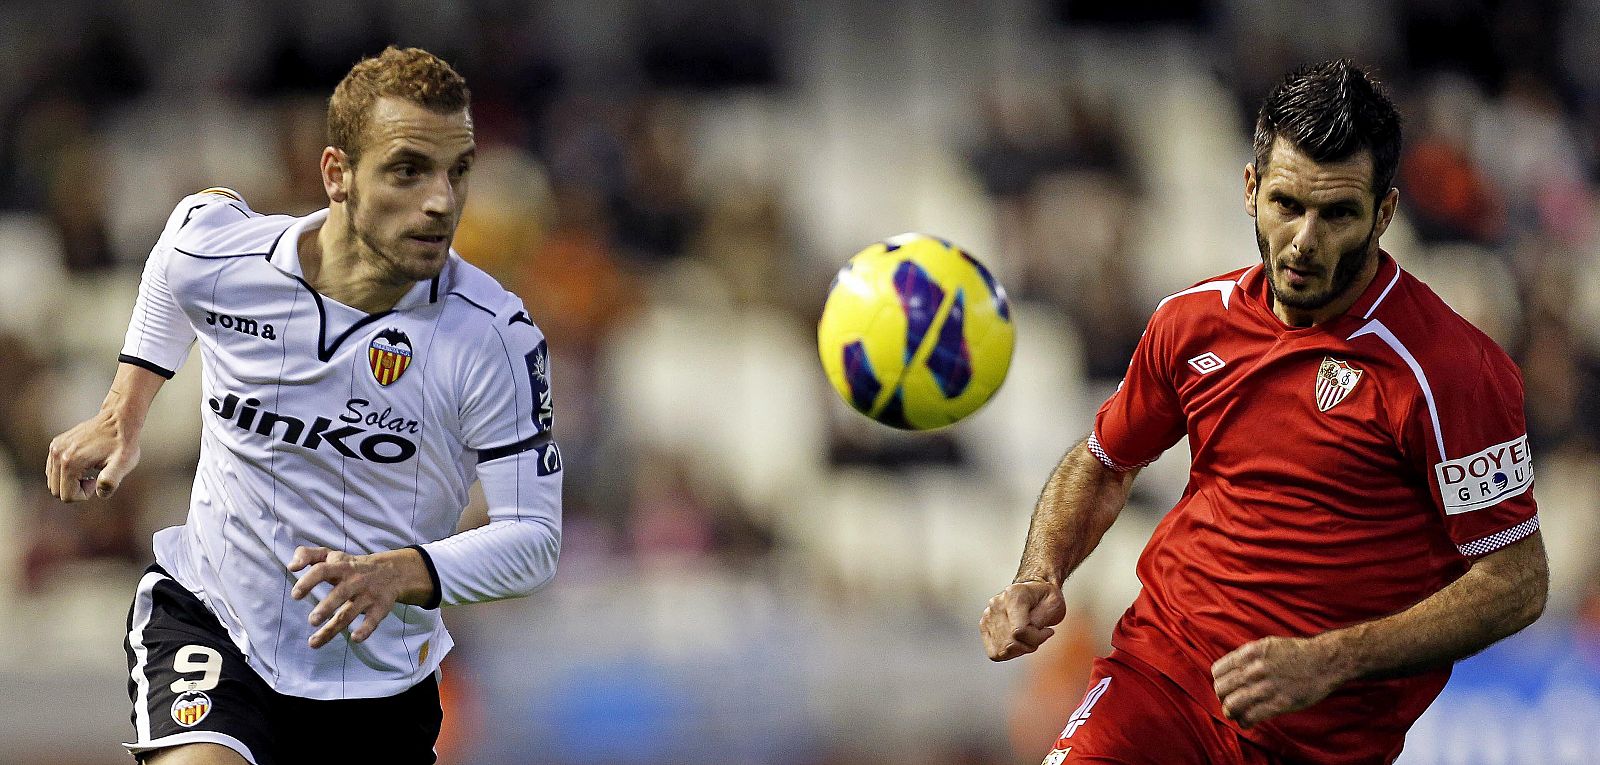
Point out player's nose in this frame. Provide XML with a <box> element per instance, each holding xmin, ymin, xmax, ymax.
<box><xmin>1290</xmin><ymin>218</ymin><xmax>1319</xmax><ymax>256</ymax></box>
<box><xmin>421</xmin><ymin>171</ymin><xmax>457</xmax><ymax>217</ymax></box>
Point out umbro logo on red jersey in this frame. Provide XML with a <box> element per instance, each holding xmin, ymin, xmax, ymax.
<box><xmin>1187</xmin><ymin>352</ymin><xmax>1226</xmax><ymax>374</ymax></box>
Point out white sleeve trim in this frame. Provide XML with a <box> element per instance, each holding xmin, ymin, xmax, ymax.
<box><xmin>1156</xmin><ymin>280</ymin><xmax>1238</xmax><ymax>311</ymax></box>
<box><xmin>1087</xmin><ymin>432</ymin><xmax>1154</xmax><ymax>473</ymax></box>
<box><xmin>1457</xmin><ymin>514</ymin><xmax>1540</xmax><ymax>557</ymax></box>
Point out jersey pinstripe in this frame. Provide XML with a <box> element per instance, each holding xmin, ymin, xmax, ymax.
<box><xmin>119</xmin><ymin>190</ymin><xmax>561</xmax><ymax>700</ymax></box>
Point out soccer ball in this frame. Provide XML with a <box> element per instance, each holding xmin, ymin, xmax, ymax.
<box><xmin>818</xmin><ymin>233</ymin><xmax>1014</xmax><ymax>430</ymax></box>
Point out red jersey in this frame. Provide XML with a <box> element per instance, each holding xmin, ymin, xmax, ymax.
<box><xmin>1090</xmin><ymin>252</ymin><xmax>1538</xmax><ymax>764</ymax></box>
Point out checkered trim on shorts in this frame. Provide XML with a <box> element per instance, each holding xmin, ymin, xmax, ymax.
<box><xmin>1457</xmin><ymin>515</ymin><xmax>1540</xmax><ymax>557</ymax></box>
<box><xmin>1086</xmin><ymin>433</ymin><xmax>1154</xmax><ymax>473</ymax></box>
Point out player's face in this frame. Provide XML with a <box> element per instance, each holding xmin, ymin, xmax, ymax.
<box><xmin>344</xmin><ymin>97</ymin><xmax>475</xmax><ymax>283</ymax></box>
<box><xmin>1245</xmin><ymin>138</ymin><xmax>1397</xmax><ymax>323</ymax></box>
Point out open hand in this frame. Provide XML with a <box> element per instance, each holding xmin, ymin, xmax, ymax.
<box><xmin>289</xmin><ymin>546</ymin><xmax>429</xmax><ymax>648</ymax></box>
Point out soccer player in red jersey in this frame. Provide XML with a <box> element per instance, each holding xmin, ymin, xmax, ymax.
<box><xmin>980</xmin><ymin>60</ymin><xmax>1548</xmax><ymax>765</ymax></box>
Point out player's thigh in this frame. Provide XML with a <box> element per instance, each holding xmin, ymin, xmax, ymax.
<box><xmin>124</xmin><ymin>567</ymin><xmax>278</xmax><ymax>765</ymax></box>
<box><xmin>1039</xmin><ymin>656</ymin><xmax>1213</xmax><ymax>765</ymax></box>
<box><xmin>142</xmin><ymin>742</ymin><xmax>251</xmax><ymax>765</ymax></box>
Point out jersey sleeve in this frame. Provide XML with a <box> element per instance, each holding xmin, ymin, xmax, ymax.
<box><xmin>417</xmin><ymin>306</ymin><xmax>562</xmax><ymax>606</ymax></box>
<box><xmin>1402</xmin><ymin>346</ymin><xmax>1538</xmax><ymax>558</ymax></box>
<box><xmin>1089</xmin><ymin>308</ymin><xmax>1187</xmax><ymax>471</ymax></box>
<box><xmin>117</xmin><ymin>191</ymin><xmax>242</xmax><ymax>377</ymax></box>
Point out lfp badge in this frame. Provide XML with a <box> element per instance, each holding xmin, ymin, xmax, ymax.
<box><xmin>369</xmin><ymin>328</ymin><xmax>413</xmax><ymax>386</ymax></box>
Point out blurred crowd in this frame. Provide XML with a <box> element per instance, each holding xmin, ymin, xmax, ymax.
<box><xmin>2</xmin><ymin>1</ymin><xmax>1599</xmax><ymax>764</ymax></box>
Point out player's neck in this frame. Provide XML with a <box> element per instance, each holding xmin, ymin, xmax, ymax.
<box><xmin>301</xmin><ymin>215</ymin><xmax>412</xmax><ymax>314</ymax></box>
<box><xmin>1270</xmin><ymin>251</ymin><xmax>1381</xmax><ymax>328</ymax></box>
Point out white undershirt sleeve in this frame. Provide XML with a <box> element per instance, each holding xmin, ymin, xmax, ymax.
<box><xmin>420</xmin><ymin>447</ymin><xmax>561</xmax><ymax>605</ymax></box>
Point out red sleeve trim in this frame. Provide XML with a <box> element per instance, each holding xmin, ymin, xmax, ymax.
<box><xmin>1088</xmin><ymin>432</ymin><xmax>1155</xmax><ymax>473</ymax></box>
<box><xmin>1457</xmin><ymin>514</ymin><xmax>1539</xmax><ymax>557</ymax></box>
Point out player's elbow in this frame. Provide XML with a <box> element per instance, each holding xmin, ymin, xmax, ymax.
<box><xmin>1516</xmin><ymin>562</ymin><xmax>1549</xmax><ymax>631</ymax></box>
<box><xmin>509</xmin><ymin>517</ymin><xmax>561</xmax><ymax>597</ymax></box>
<box><xmin>1500</xmin><ymin>547</ymin><xmax>1548</xmax><ymax>636</ymax></box>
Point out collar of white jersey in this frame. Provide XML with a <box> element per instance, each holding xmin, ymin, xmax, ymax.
<box><xmin>267</xmin><ymin>208</ymin><xmax>449</xmax><ymax>313</ymax></box>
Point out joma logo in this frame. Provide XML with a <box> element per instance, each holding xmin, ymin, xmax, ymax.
<box><xmin>206</xmin><ymin>310</ymin><xmax>276</xmax><ymax>340</ymax></box>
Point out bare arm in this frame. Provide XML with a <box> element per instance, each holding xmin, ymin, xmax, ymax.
<box><xmin>1015</xmin><ymin>439</ymin><xmax>1142</xmax><ymax>585</ymax></box>
<box><xmin>1213</xmin><ymin>530</ymin><xmax>1548</xmax><ymax>728</ymax></box>
<box><xmin>46</xmin><ymin>362</ymin><xmax>166</xmax><ymax>501</ymax></box>
<box><xmin>980</xmin><ymin>439</ymin><xmax>1140</xmax><ymax>660</ymax></box>
<box><xmin>1330</xmin><ymin>530</ymin><xmax>1547</xmax><ymax>678</ymax></box>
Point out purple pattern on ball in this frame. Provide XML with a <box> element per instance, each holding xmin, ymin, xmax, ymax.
<box><xmin>842</xmin><ymin>340</ymin><xmax>881</xmax><ymax>413</ymax></box>
<box><xmin>894</xmin><ymin>260</ymin><xmax>944</xmax><ymax>363</ymax></box>
<box><xmin>927</xmin><ymin>289</ymin><xmax>973</xmax><ymax>398</ymax></box>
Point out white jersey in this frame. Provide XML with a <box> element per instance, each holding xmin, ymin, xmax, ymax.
<box><xmin>120</xmin><ymin>189</ymin><xmax>562</xmax><ymax>699</ymax></box>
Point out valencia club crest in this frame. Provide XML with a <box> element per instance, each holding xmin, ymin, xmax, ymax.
<box><xmin>369</xmin><ymin>328</ymin><xmax>413</xmax><ymax>386</ymax></box>
<box><xmin>171</xmin><ymin>690</ymin><xmax>212</xmax><ymax>727</ymax></box>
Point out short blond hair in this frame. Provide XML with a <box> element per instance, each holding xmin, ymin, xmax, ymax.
<box><xmin>327</xmin><ymin>46</ymin><xmax>470</xmax><ymax>165</ymax></box>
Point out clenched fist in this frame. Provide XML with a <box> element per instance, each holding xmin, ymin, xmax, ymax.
<box><xmin>980</xmin><ymin>579</ymin><xmax>1066</xmax><ymax>661</ymax></box>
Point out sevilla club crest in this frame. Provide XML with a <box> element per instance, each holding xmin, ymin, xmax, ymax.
<box><xmin>1315</xmin><ymin>357</ymin><xmax>1363</xmax><ymax>412</ymax></box>
<box><xmin>369</xmin><ymin>328</ymin><xmax>413</xmax><ymax>386</ymax></box>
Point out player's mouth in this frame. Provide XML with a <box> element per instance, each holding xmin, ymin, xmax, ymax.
<box><xmin>409</xmin><ymin>233</ymin><xmax>449</xmax><ymax>248</ymax></box>
<box><xmin>1281</xmin><ymin>263</ymin><xmax>1319</xmax><ymax>288</ymax></box>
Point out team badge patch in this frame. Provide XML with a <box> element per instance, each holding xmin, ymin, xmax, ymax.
<box><xmin>1315</xmin><ymin>356</ymin><xmax>1363</xmax><ymax>412</ymax></box>
<box><xmin>369</xmin><ymin>328</ymin><xmax>413</xmax><ymax>386</ymax></box>
<box><xmin>525</xmin><ymin>340</ymin><xmax>553</xmax><ymax>431</ymax></box>
<box><xmin>171</xmin><ymin>690</ymin><xmax>212</xmax><ymax>727</ymax></box>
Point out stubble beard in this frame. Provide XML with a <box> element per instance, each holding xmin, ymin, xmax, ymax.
<box><xmin>345</xmin><ymin>185</ymin><xmax>447</xmax><ymax>286</ymax></box>
<box><xmin>1255</xmin><ymin>217</ymin><xmax>1376</xmax><ymax>311</ymax></box>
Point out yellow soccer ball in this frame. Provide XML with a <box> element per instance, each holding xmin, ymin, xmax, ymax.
<box><xmin>818</xmin><ymin>233</ymin><xmax>1015</xmax><ymax>430</ymax></box>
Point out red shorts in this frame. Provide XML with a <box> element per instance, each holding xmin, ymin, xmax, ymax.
<box><xmin>1040</xmin><ymin>649</ymin><xmax>1282</xmax><ymax>765</ymax></box>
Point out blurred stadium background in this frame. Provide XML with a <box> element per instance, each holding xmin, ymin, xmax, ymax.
<box><xmin>2</xmin><ymin>1</ymin><xmax>1599</xmax><ymax>763</ymax></box>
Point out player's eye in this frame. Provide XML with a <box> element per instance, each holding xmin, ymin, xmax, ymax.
<box><xmin>391</xmin><ymin>164</ymin><xmax>421</xmax><ymax>180</ymax></box>
<box><xmin>1273</xmin><ymin>198</ymin><xmax>1302</xmax><ymax>215</ymax></box>
<box><xmin>450</xmin><ymin>161</ymin><xmax>471</xmax><ymax>179</ymax></box>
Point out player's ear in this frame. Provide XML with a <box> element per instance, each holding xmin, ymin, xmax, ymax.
<box><xmin>1244</xmin><ymin>163</ymin><xmax>1259</xmax><ymax>218</ymax></box>
<box><xmin>321</xmin><ymin>147</ymin><xmax>350</xmax><ymax>204</ymax></box>
<box><xmin>1374</xmin><ymin>187</ymin><xmax>1399</xmax><ymax>239</ymax></box>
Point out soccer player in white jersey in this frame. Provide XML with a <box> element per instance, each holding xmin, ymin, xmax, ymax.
<box><xmin>45</xmin><ymin>47</ymin><xmax>561</xmax><ymax>765</ymax></box>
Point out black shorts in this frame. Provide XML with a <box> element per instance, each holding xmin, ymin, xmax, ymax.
<box><xmin>122</xmin><ymin>564</ymin><xmax>443</xmax><ymax>764</ymax></box>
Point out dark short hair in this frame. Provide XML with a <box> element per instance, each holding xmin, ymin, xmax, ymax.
<box><xmin>1252</xmin><ymin>60</ymin><xmax>1402</xmax><ymax>203</ymax></box>
<box><xmin>328</xmin><ymin>46</ymin><xmax>470</xmax><ymax>166</ymax></box>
